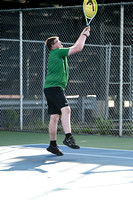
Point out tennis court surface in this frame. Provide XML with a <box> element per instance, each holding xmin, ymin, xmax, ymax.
<box><xmin>0</xmin><ymin>144</ymin><xmax>133</xmax><ymax>200</ymax></box>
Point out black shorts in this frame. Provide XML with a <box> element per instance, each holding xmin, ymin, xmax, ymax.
<box><xmin>44</xmin><ymin>87</ymin><xmax>69</xmax><ymax>115</ymax></box>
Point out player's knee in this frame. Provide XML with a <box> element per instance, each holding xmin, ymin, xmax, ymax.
<box><xmin>61</xmin><ymin>106</ymin><xmax>71</xmax><ymax>115</ymax></box>
<box><xmin>67</xmin><ymin>106</ymin><xmax>71</xmax><ymax>115</ymax></box>
<box><xmin>50</xmin><ymin>114</ymin><xmax>59</xmax><ymax>124</ymax></box>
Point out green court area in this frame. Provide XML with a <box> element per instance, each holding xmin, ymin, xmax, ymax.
<box><xmin>0</xmin><ymin>131</ymin><xmax>133</xmax><ymax>150</ymax></box>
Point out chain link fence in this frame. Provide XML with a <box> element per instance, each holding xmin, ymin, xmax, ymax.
<box><xmin>0</xmin><ymin>3</ymin><xmax>133</xmax><ymax>136</ymax></box>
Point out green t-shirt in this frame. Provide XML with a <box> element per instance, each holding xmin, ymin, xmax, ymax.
<box><xmin>44</xmin><ymin>48</ymin><xmax>70</xmax><ymax>90</ymax></box>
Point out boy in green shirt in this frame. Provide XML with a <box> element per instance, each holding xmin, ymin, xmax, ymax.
<box><xmin>44</xmin><ymin>48</ymin><xmax>69</xmax><ymax>90</ymax></box>
<box><xmin>44</xmin><ymin>27</ymin><xmax>90</xmax><ymax>156</ymax></box>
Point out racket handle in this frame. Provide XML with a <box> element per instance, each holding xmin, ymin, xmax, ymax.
<box><xmin>86</xmin><ymin>22</ymin><xmax>90</xmax><ymax>26</ymax></box>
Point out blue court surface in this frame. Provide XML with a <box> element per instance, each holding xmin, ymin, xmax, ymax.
<box><xmin>0</xmin><ymin>144</ymin><xmax>133</xmax><ymax>200</ymax></box>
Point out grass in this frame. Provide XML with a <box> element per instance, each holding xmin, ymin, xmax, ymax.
<box><xmin>0</xmin><ymin>130</ymin><xmax>133</xmax><ymax>150</ymax></box>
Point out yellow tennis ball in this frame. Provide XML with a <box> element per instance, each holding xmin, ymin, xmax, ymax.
<box><xmin>84</xmin><ymin>0</ymin><xmax>98</xmax><ymax>18</ymax></box>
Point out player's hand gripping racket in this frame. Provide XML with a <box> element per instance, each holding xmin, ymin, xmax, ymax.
<box><xmin>83</xmin><ymin>0</ymin><xmax>98</xmax><ymax>26</ymax></box>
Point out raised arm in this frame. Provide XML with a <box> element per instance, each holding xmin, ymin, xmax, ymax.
<box><xmin>68</xmin><ymin>26</ymin><xmax>90</xmax><ymax>56</ymax></box>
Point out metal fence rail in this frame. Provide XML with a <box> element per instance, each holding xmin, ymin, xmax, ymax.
<box><xmin>0</xmin><ymin>3</ymin><xmax>133</xmax><ymax>136</ymax></box>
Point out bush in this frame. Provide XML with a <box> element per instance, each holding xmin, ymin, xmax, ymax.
<box><xmin>3</xmin><ymin>107</ymin><xmax>18</xmax><ymax>129</ymax></box>
<box><xmin>96</xmin><ymin>117</ymin><xmax>114</xmax><ymax>135</ymax></box>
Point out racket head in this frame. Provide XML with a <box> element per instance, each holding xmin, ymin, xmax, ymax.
<box><xmin>83</xmin><ymin>0</ymin><xmax>98</xmax><ymax>19</ymax></box>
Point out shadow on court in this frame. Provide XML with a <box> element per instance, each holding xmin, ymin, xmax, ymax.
<box><xmin>0</xmin><ymin>144</ymin><xmax>133</xmax><ymax>200</ymax></box>
<box><xmin>0</xmin><ymin>144</ymin><xmax>133</xmax><ymax>171</ymax></box>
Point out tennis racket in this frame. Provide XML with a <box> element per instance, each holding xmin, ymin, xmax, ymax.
<box><xmin>83</xmin><ymin>0</ymin><xmax>98</xmax><ymax>26</ymax></box>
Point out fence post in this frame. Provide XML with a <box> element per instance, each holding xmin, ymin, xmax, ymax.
<box><xmin>19</xmin><ymin>10</ymin><xmax>23</xmax><ymax>130</ymax></box>
<box><xmin>105</xmin><ymin>43</ymin><xmax>111</xmax><ymax>120</ymax></box>
<box><xmin>129</xmin><ymin>46</ymin><xmax>132</xmax><ymax>124</ymax></box>
<box><xmin>42</xmin><ymin>43</ymin><xmax>46</xmax><ymax>123</ymax></box>
<box><xmin>119</xmin><ymin>4</ymin><xmax>124</xmax><ymax>137</ymax></box>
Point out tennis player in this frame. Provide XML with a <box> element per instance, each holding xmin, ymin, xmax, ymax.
<box><xmin>44</xmin><ymin>26</ymin><xmax>90</xmax><ymax>156</ymax></box>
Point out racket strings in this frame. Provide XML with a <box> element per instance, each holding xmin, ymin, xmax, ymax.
<box><xmin>83</xmin><ymin>0</ymin><xmax>98</xmax><ymax>23</ymax></box>
<box><xmin>87</xmin><ymin>0</ymin><xmax>94</xmax><ymax>11</ymax></box>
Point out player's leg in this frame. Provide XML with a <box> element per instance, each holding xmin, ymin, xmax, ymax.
<box><xmin>44</xmin><ymin>87</ymin><xmax>63</xmax><ymax>156</ymax></box>
<box><xmin>61</xmin><ymin>106</ymin><xmax>71</xmax><ymax>133</ymax></box>
<box><xmin>61</xmin><ymin>106</ymin><xmax>80</xmax><ymax>149</ymax></box>
<box><xmin>49</xmin><ymin>114</ymin><xmax>59</xmax><ymax>141</ymax></box>
<box><xmin>47</xmin><ymin>113</ymin><xmax>63</xmax><ymax>156</ymax></box>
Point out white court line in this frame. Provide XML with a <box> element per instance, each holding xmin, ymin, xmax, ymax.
<box><xmin>1</xmin><ymin>144</ymin><xmax>133</xmax><ymax>153</ymax></box>
<box><xmin>59</xmin><ymin>145</ymin><xmax>133</xmax><ymax>152</ymax></box>
<box><xmin>23</xmin><ymin>144</ymin><xmax>133</xmax><ymax>153</ymax></box>
<box><xmin>65</xmin><ymin>152</ymin><xmax>133</xmax><ymax>160</ymax></box>
<box><xmin>16</xmin><ymin>144</ymin><xmax>133</xmax><ymax>153</ymax></box>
